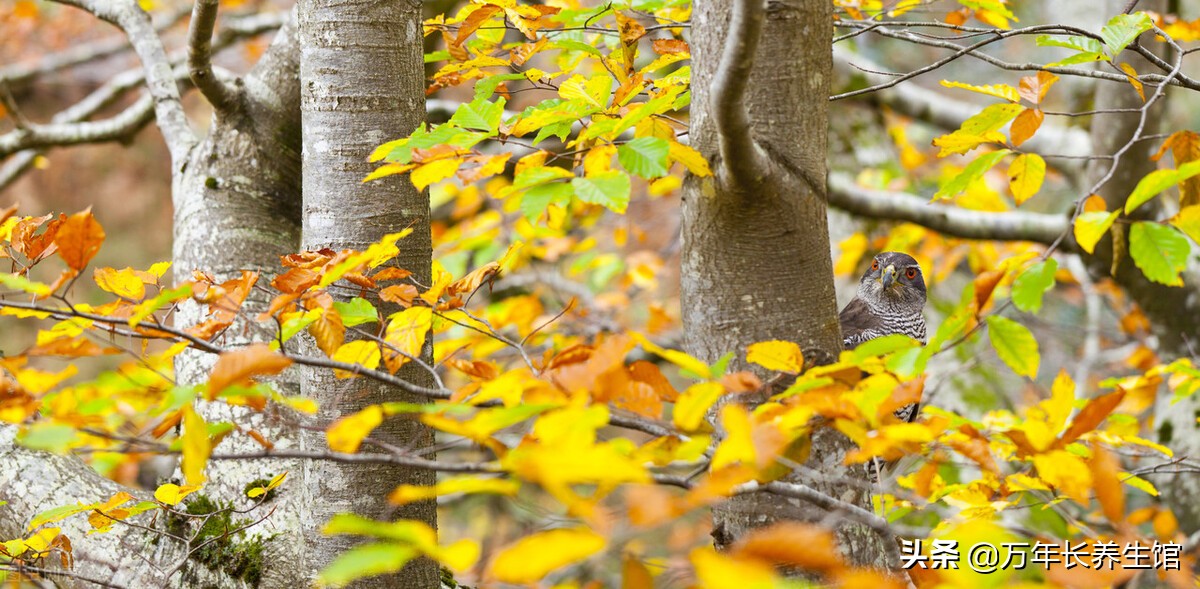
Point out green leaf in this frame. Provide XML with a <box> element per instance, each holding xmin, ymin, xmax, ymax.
<box><xmin>571</xmin><ymin>171</ymin><xmax>632</xmax><ymax>213</ymax></box>
<box><xmin>1100</xmin><ymin>12</ymin><xmax>1153</xmax><ymax>55</ymax></box>
<box><xmin>1125</xmin><ymin>160</ymin><xmax>1200</xmax><ymax>214</ymax></box>
<box><xmin>273</xmin><ymin>308</ymin><xmax>322</xmax><ymax>349</ymax></box>
<box><xmin>1012</xmin><ymin>259</ymin><xmax>1058</xmax><ymax>314</ymax></box>
<box><xmin>1036</xmin><ymin>34</ymin><xmax>1105</xmax><ymax>55</ymax></box>
<box><xmin>617</xmin><ymin>137</ymin><xmax>669</xmax><ymax>178</ymax></box>
<box><xmin>19</xmin><ymin>423</ymin><xmax>79</xmax><ymax>453</ymax></box>
<box><xmin>0</xmin><ymin>273</ymin><xmax>51</xmax><ymax>297</ymax></box>
<box><xmin>333</xmin><ymin>298</ymin><xmax>378</xmax><ymax>327</ymax></box>
<box><xmin>317</xmin><ymin>543</ymin><xmax>417</xmax><ymax>588</ymax></box>
<box><xmin>851</xmin><ymin>334</ymin><xmax>921</xmax><ymax>362</ymax></box>
<box><xmin>448</xmin><ymin>97</ymin><xmax>505</xmax><ymax>133</ymax></box>
<box><xmin>519</xmin><ymin>182</ymin><xmax>574</xmax><ymax>221</ymax></box>
<box><xmin>1073</xmin><ymin>211</ymin><xmax>1119</xmax><ymax>254</ymax></box>
<box><xmin>1129</xmin><ymin>222</ymin><xmax>1191</xmax><ymax>286</ymax></box>
<box><xmin>474</xmin><ymin>74</ymin><xmax>526</xmax><ymax>100</ymax></box>
<box><xmin>935</xmin><ymin>149</ymin><xmax>1010</xmax><ymax>200</ymax></box>
<box><xmin>987</xmin><ymin>315</ymin><xmax>1040</xmax><ymax>379</ymax></box>
<box><xmin>29</xmin><ymin>502</ymin><xmax>94</xmax><ymax>530</ymax></box>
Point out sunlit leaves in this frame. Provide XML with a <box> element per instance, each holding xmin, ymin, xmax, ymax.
<box><xmin>383</xmin><ymin>307</ymin><xmax>432</xmax><ymax>373</ymax></box>
<box><xmin>986</xmin><ymin>315</ymin><xmax>1039</xmax><ymax>378</ymax></box>
<box><xmin>389</xmin><ymin>475</ymin><xmax>518</xmax><ymax>505</ymax></box>
<box><xmin>327</xmin><ymin>405</ymin><xmax>384</xmax><ymax>453</ymax></box>
<box><xmin>572</xmin><ymin>171</ymin><xmax>632</xmax><ymax>213</ymax></box>
<box><xmin>673</xmin><ymin>382</ymin><xmax>724</xmax><ymax>432</ymax></box>
<box><xmin>1129</xmin><ymin>222</ymin><xmax>1190</xmax><ymax>286</ymax></box>
<box><xmin>489</xmin><ymin>528</ymin><xmax>605</xmax><ymax>584</ymax></box>
<box><xmin>319</xmin><ymin>515</ymin><xmax>479</xmax><ymax>587</ymax></box>
<box><xmin>246</xmin><ymin>472</ymin><xmax>288</xmax><ymax>499</ymax></box>
<box><xmin>1172</xmin><ymin>204</ymin><xmax>1200</xmax><ymax>244</ymax></box>
<box><xmin>448</xmin><ymin>97</ymin><xmax>505</xmax><ymax>132</ymax></box>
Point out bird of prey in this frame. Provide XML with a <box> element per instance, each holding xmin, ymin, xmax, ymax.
<box><xmin>838</xmin><ymin>251</ymin><xmax>927</xmax><ymax>423</ymax></box>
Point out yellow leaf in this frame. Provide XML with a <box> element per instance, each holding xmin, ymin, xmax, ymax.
<box><xmin>584</xmin><ymin>145</ymin><xmax>616</xmax><ymax>176</ymax></box>
<box><xmin>1033</xmin><ymin>450</ymin><xmax>1092</xmax><ymax>504</ymax></box>
<box><xmin>746</xmin><ymin>340</ymin><xmax>804</xmax><ymax>374</ymax></box>
<box><xmin>412</xmin><ymin>158</ymin><xmax>463</xmax><ymax>191</ymax></box>
<box><xmin>932</xmin><ymin>130</ymin><xmax>1007</xmax><ymax>157</ymax></box>
<box><xmin>154</xmin><ymin>483</ymin><xmax>202</xmax><ymax>506</ymax></box>
<box><xmin>1073</xmin><ymin>211</ymin><xmax>1119</xmax><ymax>254</ymax></box>
<box><xmin>834</xmin><ymin>233</ymin><xmax>868</xmax><ymax>277</ymax></box>
<box><xmin>940</xmin><ymin>80</ymin><xmax>1021</xmax><ymax>103</ymax></box>
<box><xmin>181</xmin><ymin>405</ymin><xmax>210</xmax><ymax>485</ymax></box>
<box><xmin>690</xmin><ymin>547</ymin><xmax>780</xmax><ymax>589</ymax></box>
<box><xmin>383</xmin><ymin>307</ymin><xmax>432</xmax><ymax>373</ymax></box>
<box><xmin>93</xmin><ymin>267</ymin><xmax>146</xmax><ymax>300</ymax></box>
<box><xmin>327</xmin><ymin>405</ymin><xmax>384</xmax><ymax>453</ymax></box>
<box><xmin>489</xmin><ymin>528</ymin><xmax>606</xmax><ymax>584</ymax></box>
<box><xmin>331</xmin><ymin>340</ymin><xmax>382</xmax><ymax>379</ymax></box>
<box><xmin>668</xmin><ymin>141</ymin><xmax>711</xmax><ymax>177</ymax></box>
<box><xmin>711</xmin><ymin>405</ymin><xmax>756</xmax><ymax>470</ymax></box>
<box><xmin>631</xmin><ymin>332</ymin><xmax>711</xmax><ymax>378</ymax></box>
<box><xmin>1171</xmin><ymin>204</ymin><xmax>1200</xmax><ymax>244</ymax></box>
<box><xmin>673</xmin><ymin>382</ymin><xmax>724</xmax><ymax>432</ymax></box>
<box><xmin>1008</xmin><ymin>153</ymin><xmax>1045</xmax><ymax>205</ymax></box>
<box><xmin>363</xmin><ymin>162</ymin><xmax>418</xmax><ymax>183</ymax></box>
<box><xmin>1119</xmin><ymin>62</ymin><xmax>1146</xmax><ymax>102</ymax></box>
<box><xmin>147</xmin><ymin>261</ymin><xmax>172</xmax><ymax>278</ymax></box>
<box><xmin>389</xmin><ymin>475</ymin><xmax>519</xmax><ymax>505</ymax></box>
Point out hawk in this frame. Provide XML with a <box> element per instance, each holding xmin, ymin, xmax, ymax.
<box><xmin>838</xmin><ymin>251</ymin><xmax>927</xmax><ymax>422</ymax></box>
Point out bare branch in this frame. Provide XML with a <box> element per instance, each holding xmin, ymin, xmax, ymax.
<box><xmin>188</xmin><ymin>0</ymin><xmax>238</xmax><ymax>112</ymax></box>
<box><xmin>50</xmin><ymin>0</ymin><xmax>196</xmax><ymax>161</ymax></box>
<box><xmin>0</xmin><ymin>95</ymin><xmax>155</xmax><ymax>158</ymax></box>
<box><xmin>827</xmin><ymin>172</ymin><xmax>1068</xmax><ymax>245</ymax></box>
<box><xmin>711</xmin><ymin>0</ymin><xmax>770</xmax><ymax>185</ymax></box>
<box><xmin>0</xmin><ymin>5</ymin><xmax>190</xmax><ymax>90</ymax></box>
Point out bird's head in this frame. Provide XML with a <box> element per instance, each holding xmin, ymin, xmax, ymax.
<box><xmin>857</xmin><ymin>251</ymin><xmax>926</xmax><ymax>311</ymax></box>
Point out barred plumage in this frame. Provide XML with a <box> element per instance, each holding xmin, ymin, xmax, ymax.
<box><xmin>838</xmin><ymin>252</ymin><xmax>927</xmax><ymax>422</ymax></box>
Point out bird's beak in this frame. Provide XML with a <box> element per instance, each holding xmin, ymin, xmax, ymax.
<box><xmin>881</xmin><ymin>265</ymin><xmax>897</xmax><ymax>290</ymax></box>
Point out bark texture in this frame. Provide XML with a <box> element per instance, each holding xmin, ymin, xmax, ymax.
<box><xmin>298</xmin><ymin>1</ymin><xmax>438</xmax><ymax>586</ymax></box>
<box><xmin>682</xmin><ymin>0</ymin><xmax>889</xmax><ymax>567</ymax></box>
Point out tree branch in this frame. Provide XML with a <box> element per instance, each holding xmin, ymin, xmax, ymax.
<box><xmin>188</xmin><ymin>0</ymin><xmax>238</xmax><ymax>113</ymax></box>
<box><xmin>827</xmin><ymin>172</ymin><xmax>1068</xmax><ymax>244</ymax></box>
<box><xmin>0</xmin><ymin>95</ymin><xmax>156</xmax><ymax>158</ymax></box>
<box><xmin>711</xmin><ymin>0</ymin><xmax>770</xmax><ymax>185</ymax></box>
<box><xmin>50</xmin><ymin>0</ymin><xmax>196</xmax><ymax>162</ymax></box>
<box><xmin>0</xmin><ymin>5</ymin><xmax>190</xmax><ymax>91</ymax></box>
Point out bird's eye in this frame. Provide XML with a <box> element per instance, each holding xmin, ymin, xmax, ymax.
<box><xmin>871</xmin><ymin>259</ymin><xmax>879</xmax><ymax>271</ymax></box>
<box><xmin>905</xmin><ymin>267</ymin><xmax>918</xmax><ymax>279</ymax></box>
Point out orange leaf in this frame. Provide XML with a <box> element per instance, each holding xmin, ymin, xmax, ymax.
<box><xmin>271</xmin><ymin>267</ymin><xmax>319</xmax><ymax>294</ymax></box>
<box><xmin>380</xmin><ymin>284</ymin><xmax>418</xmax><ymax>307</ymax></box>
<box><xmin>447</xmin><ymin>261</ymin><xmax>500</xmax><ymax>298</ymax></box>
<box><xmin>1059</xmin><ymin>389</ymin><xmax>1126</xmax><ymax>444</ymax></box>
<box><xmin>308</xmin><ymin>308</ymin><xmax>346</xmax><ymax>358</ymax></box>
<box><xmin>731</xmin><ymin>522</ymin><xmax>845</xmax><ymax>574</ymax></box>
<box><xmin>453</xmin><ymin>5</ymin><xmax>501</xmax><ymax>47</ymax></box>
<box><xmin>371</xmin><ymin>267</ymin><xmax>413</xmax><ymax>282</ymax></box>
<box><xmin>651</xmin><ymin>39</ymin><xmax>689</xmax><ymax>55</ymax></box>
<box><xmin>207</xmin><ymin>343</ymin><xmax>294</xmax><ymax>399</ymax></box>
<box><xmin>1018</xmin><ymin>71</ymin><xmax>1059</xmax><ymax>104</ymax></box>
<box><xmin>54</xmin><ymin>208</ymin><xmax>105</xmax><ymax>271</ymax></box>
<box><xmin>1009</xmin><ymin>107</ymin><xmax>1043</xmax><ymax>147</ymax></box>
<box><xmin>972</xmin><ymin>268</ymin><xmax>1005</xmax><ymax>313</ymax></box>
<box><xmin>1089</xmin><ymin>446</ymin><xmax>1125</xmax><ymax>522</ymax></box>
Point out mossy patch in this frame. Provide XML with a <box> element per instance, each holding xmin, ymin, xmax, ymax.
<box><xmin>164</xmin><ymin>493</ymin><xmax>273</xmax><ymax>587</ymax></box>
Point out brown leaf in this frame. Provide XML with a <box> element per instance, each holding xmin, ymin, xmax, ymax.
<box><xmin>614</xmin><ymin>11</ymin><xmax>645</xmax><ymax>71</ymax></box>
<box><xmin>447</xmin><ymin>262</ymin><xmax>500</xmax><ymax>298</ymax></box>
<box><xmin>444</xmin><ymin>358</ymin><xmax>499</xmax><ymax>380</ymax></box>
<box><xmin>13</xmin><ymin>213</ymin><xmax>62</xmax><ymax>262</ymax></box>
<box><xmin>207</xmin><ymin>343</ymin><xmax>293</xmax><ymax>399</ymax></box>
<box><xmin>719</xmin><ymin>370</ymin><xmax>760</xmax><ymax>395</ymax></box>
<box><xmin>511</xmin><ymin>37</ymin><xmax>547</xmax><ymax>66</ymax></box>
<box><xmin>1059</xmin><ymin>389</ymin><xmax>1126</xmax><ymax>445</ymax></box>
<box><xmin>0</xmin><ymin>203</ymin><xmax>17</xmax><ymax>225</ymax></box>
<box><xmin>371</xmin><ymin>267</ymin><xmax>413</xmax><ymax>282</ymax></box>
<box><xmin>622</xmin><ymin>555</ymin><xmax>654</xmax><ymax>589</ymax></box>
<box><xmin>257</xmin><ymin>292</ymin><xmax>301</xmax><ymax>321</ymax></box>
<box><xmin>1018</xmin><ymin>71</ymin><xmax>1059</xmax><ymax>104</ymax></box>
<box><xmin>281</xmin><ymin>248</ymin><xmax>336</xmax><ymax>270</ymax></box>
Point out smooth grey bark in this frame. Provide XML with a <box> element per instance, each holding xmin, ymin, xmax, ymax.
<box><xmin>297</xmin><ymin>1</ymin><xmax>438</xmax><ymax>587</ymax></box>
<box><xmin>682</xmin><ymin>0</ymin><xmax>889</xmax><ymax>568</ymax></box>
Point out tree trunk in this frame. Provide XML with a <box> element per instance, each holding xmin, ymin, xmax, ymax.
<box><xmin>682</xmin><ymin>0</ymin><xmax>890</xmax><ymax>567</ymax></box>
<box><xmin>297</xmin><ymin>1</ymin><xmax>438</xmax><ymax>586</ymax></box>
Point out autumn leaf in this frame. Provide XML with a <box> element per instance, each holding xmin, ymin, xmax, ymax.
<box><xmin>731</xmin><ymin>522</ymin><xmax>844</xmax><ymax>573</ymax></box>
<box><xmin>332</xmin><ymin>340</ymin><xmax>383</xmax><ymax>378</ymax></box>
<box><xmin>489</xmin><ymin>528</ymin><xmax>606</xmax><ymax>584</ymax></box>
<box><xmin>1008</xmin><ymin>153</ymin><xmax>1045</xmax><ymax>205</ymax></box>
<box><xmin>746</xmin><ymin>340</ymin><xmax>804</xmax><ymax>373</ymax></box>
<box><xmin>154</xmin><ymin>483</ymin><xmax>202</xmax><ymax>506</ymax></box>
<box><xmin>181</xmin><ymin>405</ymin><xmax>210</xmax><ymax>485</ymax></box>
<box><xmin>54</xmin><ymin>208</ymin><xmax>105</xmax><ymax>271</ymax></box>
<box><xmin>207</xmin><ymin>343</ymin><xmax>293</xmax><ymax>399</ymax></box>
<box><xmin>382</xmin><ymin>307</ymin><xmax>432</xmax><ymax>373</ymax></box>
<box><xmin>327</xmin><ymin>405</ymin><xmax>384</xmax><ymax>453</ymax></box>
<box><xmin>987</xmin><ymin>315</ymin><xmax>1039</xmax><ymax>378</ymax></box>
